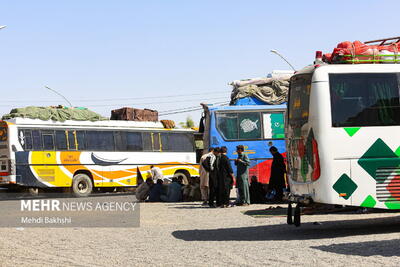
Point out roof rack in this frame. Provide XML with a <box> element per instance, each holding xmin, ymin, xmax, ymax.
<box><xmin>364</xmin><ymin>36</ymin><xmax>400</xmax><ymax>46</ymax></box>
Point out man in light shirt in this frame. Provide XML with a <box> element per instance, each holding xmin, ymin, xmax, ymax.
<box><xmin>199</xmin><ymin>147</ymin><xmax>216</xmax><ymax>206</ymax></box>
<box><xmin>150</xmin><ymin>165</ymin><xmax>164</xmax><ymax>183</ymax></box>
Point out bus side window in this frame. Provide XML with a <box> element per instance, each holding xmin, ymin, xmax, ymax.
<box><xmin>76</xmin><ymin>131</ymin><xmax>86</xmax><ymax>151</ymax></box>
<box><xmin>216</xmin><ymin>113</ymin><xmax>239</xmax><ymax>140</ymax></box>
<box><xmin>168</xmin><ymin>133</ymin><xmax>195</xmax><ymax>152</ymax></box>
<box><xmin>86</xmin><ymin>131</ymin><xmax>115</xmax><ymax>151</ymax></box>
<box><xmin>32</xmin><ymin>130</ymin><xmax>43</xmax><ymax>151</ymax></box>
<box><xmin>126</xmin><ymin>132</ymin><xmax>143</xmax><ymax>151</ymax></box>
<box><xmin>114</xmin><ymin>131</ymin><xmax>128</xmax><ymax>151</ymax></box>
<box><xmin>55</xmin><ymin>130</ymin><xmax>68</xmax><ymax>150</ymax></box>
<box><xmin>19</xmin><ymin>130</ymin><xmax>33</xmax><ymax>150</ymax></box>
<box><xmin>142</xmin><ymin>132</ymin><xmax>152</xmax><ymax>151</ymax></box>
<box><xmin>152</xmin><ymin>132</ymin><xmax>161</xmax><ymax>152</ymax></box>
<box><xmin>160</xmin><ymin>133</ymin><xmax>169</xmax><ymax>151</ymax></box>
<box><xmin>238</xmin><ymin>112</ymin><xmax>261</xmax><ymax>139</ymax></box>
<box><xmin>42</xmin><ymin>130</ymin><xmax>55</xmax><ymax>151</ymax></box>
<box><xmin>68</xmin><ymin>131</ymin><xmax>77</xmax><ymax>150</ymax></box>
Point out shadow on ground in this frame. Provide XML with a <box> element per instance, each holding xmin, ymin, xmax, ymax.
<box><xmin>311</xmin><ymin>239</ymin><xmax>400</xmax><ymax>257</ymax></box>
<box><xmin>172</xmin><ymin>216</ymin><xmax>400</xmax><ymax>241</ymax></box>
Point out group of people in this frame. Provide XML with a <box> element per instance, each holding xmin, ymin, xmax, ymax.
<box><xmin>135</xmin><ymin>165</ymin><xmax>202</xmax><ymax>202</ymax></box>
<box><xmin>199</xmin><ymin>145</ymin><xmax>287</xmax><ymax>208</ymax></box>
<box><xmin>136</xmin><ymin>146</ymin><xmax>287</xmax><ymax>205</ymax></box>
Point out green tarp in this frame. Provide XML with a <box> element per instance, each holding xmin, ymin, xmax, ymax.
<box><xmin>2</xmin><ymin>106</ymin><xmax>108</xmax><ymax>122</ymax></box>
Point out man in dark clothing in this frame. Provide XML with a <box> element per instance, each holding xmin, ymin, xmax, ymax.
<box><xmin>148</xmin><ymin>179</ymin><xmax>164</xmax><ymax>202</ymax></box>
<box><xmin>249</xmin><ymin>176</ymin><xmax>265</xmax><ymax>204</ymax></box>
<box><xmin>268</xmin><ymin>146</ymin><xmax>286</xmax><ymax>202</ymax></box>
<box><xmin>217</xmin><ymin>146</ymin><xmax>234</xmax><ymax>208</ymax></box>
<box><xmin>208</xmin><ymin>147</ymin><xmax>220</xmax><ymax>208</ymax></box>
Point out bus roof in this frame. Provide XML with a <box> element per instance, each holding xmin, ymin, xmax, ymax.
<box><xmin>294</xmin><ymin>63</ymin><xmax>400</xmax><ymax>77</ymax></box>
<box><xmin>208</xmin><ymin>104</ymin><xmax>286</xmax><ymax>112</ymax></box>
<box><xmin>3</xmin><ymin>118</ymin><xmax>194</xmax><ymax>132</ymax></box>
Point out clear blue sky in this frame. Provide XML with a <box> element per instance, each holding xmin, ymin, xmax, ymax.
<box><xmin>1</xmin><ymin>0</ymin><xmax>399</xmax><ymax>124</ymax></box>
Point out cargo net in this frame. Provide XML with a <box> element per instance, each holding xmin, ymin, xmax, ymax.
<box><xmin>323</xmin><ymin>37</ymin><xmax>400</xmax><ymax>64</ymax></box>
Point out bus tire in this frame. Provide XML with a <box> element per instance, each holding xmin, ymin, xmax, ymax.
<box><xmin>174</xmin><ymin>171</ymin><xmax>190</xmax><ymax>185</ymax></box>
<box><xmin>72</xmin><ymin>173</ymin><xmax>93</xmax><ymax>197</ymax></box>
<box><xmin>294</xmin><ymin>204</ymin><xmax>301</xmax><ymax>227</ymax></box>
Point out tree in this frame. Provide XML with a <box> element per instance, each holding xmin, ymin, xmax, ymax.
<box><xmin>178</xmin><ymin>116</ymin><xmax>195</xmax><ymax>129</ymax></box>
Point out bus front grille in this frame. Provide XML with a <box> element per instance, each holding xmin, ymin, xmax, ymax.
<box><xmin>376</xmin><ymin>167</ymin><xmax>400</xmax><ymax>202</ymax></box>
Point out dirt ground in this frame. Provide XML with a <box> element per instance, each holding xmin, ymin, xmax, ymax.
<box><xmin>0</xmin><ymin>192</ymin><xmax>400</xmax><ymax>267</ymax></box>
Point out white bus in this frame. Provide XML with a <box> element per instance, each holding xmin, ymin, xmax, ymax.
<box><xmin>286</xmin><ymin>63</ymin><xmax>400</xmax><ymax>226</ymax></box>
<box><xmin>0</xmin><ymin>118</ymin><xmax>199</xmax><ymax>196</ymax></box>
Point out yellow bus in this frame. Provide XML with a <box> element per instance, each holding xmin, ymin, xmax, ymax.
<box><xmin>0</xmin><ymin>118</ymin><xmax>199</xmax><ymax>196</ymax></box>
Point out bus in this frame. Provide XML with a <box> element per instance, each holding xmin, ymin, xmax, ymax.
<box><xmin>201</xmin><ymin>104</ymin><xmax>286</xmax><ymax>184</ymax></box>
<box><xmin>0</xmin><ymin>118</ymin><xmax>199</xmax><ymax>197</ymax></box>
<box><xmin>286</xmin><ymin>63</ymin><xmax>400</xmax><ymax>226</ymax></box>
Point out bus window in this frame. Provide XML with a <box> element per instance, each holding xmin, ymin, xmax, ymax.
<box><xmin>32</xmin><ymin>130</ymin><xmax>42</xmax><ymax>150</ymax></box>
<box><xmin>329</xmin><ymin>73</ymin><xmax>400</xmax><ymax>127</ymax></box>
<box><xmin>238</xmin><ymin>112</ymin><xmax>261</xmax><ymax>139</ymax></box>
<box><xmin>168</xmin><ymin>133</ymin><xmax>194</xmax><ymax>152</ymax></box>
<box><xmin>160</xmin><ymin>133</ymin><xmax>169</xmax><ymax>151</ymax></box>
<box><xmin>55</xmin><ymin>131</ymin><xmax>68</xmax><ymax>150</ymax></box>
<box><xmin>68</xmin><ymin>131</ymin><xmax>77</xmax><ymax>150</ymax></box>
<box><xmin>288</xmin><ymin>74</ymin><xmax>312</xmax><ymax>129</ymax></box>
<box><xmin>126</xmin><ymin>132</ymin><xmax>143</xmax><ymax>151</ymax></box>
<box><xmin>86</xmin><ymin>131</ymin><xmax>115</xmax><ymax>151</ymax></box>
<box><xmin>42</xmin><ymin>131</ymin><xmax>55</xmax><ymax>150</ymax></box>
<box><xmin>19</xmin><ymin>130</ymin><xmax>33</xmax><ymax>150</ymax></box>
<box><xmin>263</xmin><ymin>113</ymin><xmax>285</xmax><ymax>139</ymax></box>
<box><xmin>143</xmin><ymin>132</ymin><xmax>152</xmax><ymax>151</ymax></box>
<box><xmin>152</xmin><ymin>133</ymin><xmax>161</xmax><ymax>151</ymax></box>
<box><xmin>76</xmin><ymin>131</ymin><xmax>86</xmax><ymax>150</ymax></box>
<box><xmin>216</xmin><ymin>113</ymin><xmax>238</xmax><ymax>140</ymax></box>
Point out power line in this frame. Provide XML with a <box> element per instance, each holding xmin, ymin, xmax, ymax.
<box><xmin>0</xmin><ymin>90</ymin><xmax>232</xmax><ymax>103</ymax></box>
<box><xmin>159</xmin><ymin>102</ymin><xmax>229</xmax><ymax>116</ymax></box>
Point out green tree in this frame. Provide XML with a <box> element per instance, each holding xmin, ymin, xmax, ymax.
<box><xmin>179</xmin><ymin>116</ymin><xmax>195</xmax><ymax>129</ymax></box>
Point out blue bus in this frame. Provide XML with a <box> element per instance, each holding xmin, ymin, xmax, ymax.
<box><xmin>201</xmin><ymin>104</ymin><xmax>286</xmax><ymax>184</ymax></box>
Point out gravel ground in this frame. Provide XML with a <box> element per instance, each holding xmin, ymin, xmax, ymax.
<box><xmin>0</xmin><ymin>191</ymin><xmax>400</xmax><ymax>266</ymax></box>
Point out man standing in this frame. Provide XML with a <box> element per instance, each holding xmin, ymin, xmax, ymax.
<box><xmin>199</xmin><ymin>147</ymin><xmax>215</xmax><ymax>206</ymax></box>
<box><xmin>269</xmin><ymin>146</ymin><xmax>286</xmax><ymax>202</ymax></box>
<box><xmin>217</xmin><ymin>146</ymin><xmax>234</xmax><ymax>208</ymax></box>
<box><xmin>234</xmin><ymin>145</ymin><xmax>251</xmax><ymax>206</ymax></box>
<box><xmin>208</xmin><ymin>147</ymin><xmax>220</xmax><ymax>207</ymax></box>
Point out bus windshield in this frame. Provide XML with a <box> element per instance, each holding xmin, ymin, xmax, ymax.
<box><xmin>329</xmin><ymin>73</ymin><xmax>400</xmax><ymax>127</ymax></box>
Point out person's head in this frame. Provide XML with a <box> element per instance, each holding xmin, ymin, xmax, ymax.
<box><xmin>177</xmin><ymin>176</ymin><xmax>183</xmax><ymax>184</ymax></box>
<box><xmin>172</xmin><ymin>177</ymin><xmax>178</xmax><ymax>183</ymax></box>
<box><xmin>208</xmin><ymin>147</ymin><xmax>214</xmax><ymax>153</ymax></box>
<box><xmin>213</xmin><ymin>147</ymin><xmax>220</xmax><ymax>155</ymax></box>
<box><xmin>145</xmin><ymin>178</ymin><xmax>154</xmax><ymax>185</ymax></box>
<box><xmin>220</xmin><ymin>146</ymin><xmax>227</xmax><ymax>154</ymax></box>
<box><xmin>236</xmin><ymin>145</ymin><xmax>244</xmax><ymax>154</ymax></box>
<box><xmin>156</xmin><ymin>179</ymin><xmax>163</xmax><ymax>185</ymax></box>
<box><xmin>269</xmin><ymin>146</ymin><xmax>278</xmax><ymax>155</ymax></box>
<box><xmin>150</xmin><ymin>165</ymin><xmax>154</xmax><ymax>169</ymax></box>
<box><xmin>251</xmin><ymin>176</ymin><xmax>258</xmax><ymax>183</ymax></box>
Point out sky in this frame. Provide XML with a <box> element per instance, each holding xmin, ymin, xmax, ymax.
<box><xmin>1</xmin><ymin>0</ymin><xmax>399</xmax><ymax>125</ymax></box>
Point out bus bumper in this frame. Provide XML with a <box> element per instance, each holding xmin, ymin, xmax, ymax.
<box><xmin>0</xmin><ymin>175</ymin><xmax>17</xmax><ymax>185</ymax></box>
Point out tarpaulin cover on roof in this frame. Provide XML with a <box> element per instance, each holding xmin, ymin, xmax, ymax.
<box><xmin>229</xmin><ymin>76</ymin><xmax>291</xmax><ymax>105</ymax></box>
<box><xmin>2</xmin><ymin>106</ymin><xmax>108</xmax><ymax>122</ymax></box>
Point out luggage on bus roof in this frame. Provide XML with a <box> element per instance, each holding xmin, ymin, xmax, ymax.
<box><xmin>2</xmin><ymin>106</ymin><xmax>108</xmax><ymax>122</ymax></box>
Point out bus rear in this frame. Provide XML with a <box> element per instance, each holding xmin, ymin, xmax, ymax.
<box><xmin>203</xmin><ymin>105</ymin><xmax>286</xmax><ymax>184</ymax></box>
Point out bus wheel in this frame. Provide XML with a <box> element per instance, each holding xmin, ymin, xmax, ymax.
<box><xmin>72</xmin><ymin>173</ymin><xmax>93</xmax><ymax>197</ymax></box>
<box><xmin>174</xmin><ymin>171</ymin><xmax>189</xmax><ymax>185</ymax></box>
<box><xmin>294</xmin><ymin>204</ymin><xmax>301</xmax><ymax>227</ymax></box>
<box><xmin>287</xmin><ymin>203</ymin><xmax>293</xmax><ymax>225</ymax></box>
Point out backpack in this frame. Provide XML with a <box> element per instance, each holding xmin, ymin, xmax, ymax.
<box><xmin>201</xmin><ymin>155</ymin><xmax>212</xmax><ymax>172</ymax></box>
